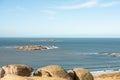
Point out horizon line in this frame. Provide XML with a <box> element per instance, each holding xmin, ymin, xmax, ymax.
<box><xmin>1</xmin><ymin>36</ymin><xmax>120</xmax><ymax>38</ymax></box>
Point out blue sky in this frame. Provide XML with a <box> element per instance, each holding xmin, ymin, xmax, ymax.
<box><xmin>0</xmin><ymin>0</ymin><xmax>120</xmax><ymax>37</ymax></box>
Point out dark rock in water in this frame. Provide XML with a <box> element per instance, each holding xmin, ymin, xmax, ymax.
<box><xmin>99</xmin><ymin>52</ymin><xmax>120</xmax><ymax>57</ymax></box>
<box><xmin>110</xmin><ymin>53</ymin><xmax>120</xmax><ymax>57</ymax></box>
<box><xmin>2</xmin><ymin>64</ymin><xmax>33</xmax><ymax>76</ymax></box>
<box><xmin>0</xmin><ymin>68</ymin><xmax>5</xmax><ymax>78</ymax></box>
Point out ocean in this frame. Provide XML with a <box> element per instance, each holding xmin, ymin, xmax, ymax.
<box><xmin>0</xmin><ymin>38</ymin><xmax>120</xmax><ymax>74</ymax></box>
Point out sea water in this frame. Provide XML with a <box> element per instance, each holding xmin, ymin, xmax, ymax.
<box><xmin>0</xmin><ymin>38</ymin><xmax>120</xmax><ymax>75</ymax></box>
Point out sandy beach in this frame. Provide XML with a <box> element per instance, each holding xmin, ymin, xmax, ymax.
<box><xmin>94</xmin><ymin>72</ymin><xmax>120</xmax><ymax>80</ymax></box>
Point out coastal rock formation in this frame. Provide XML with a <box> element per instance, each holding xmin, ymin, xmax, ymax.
<box><xmin>0</xmin><ymin>74</ymin><xmax>68</xmax><ymax>80</ymax></box>
<box><xmin>1</xmin><ymin>64</ymin><xmax>120</xmax><ymax>80</ymax></box>
<box><xmin>16</xmin><ymin>45</ymin><xmax>58</xmax><ymax>51</ymax></box>
<box><xmin>110</xmin><ymin>53</ymin><xmax>120</xmax><ymax>57</ymax></box>
<box><xmin>98</xmin><ymin>52</ymin><xmax>120</xmax><ymax>57</ymax></box>
<box><xmin>68</xmin><ymin>70</ymin><xmax>75</xmax><ymax>79</ymax></box>
<box><xmin>0</xmin><ymin>64</ymin><xmax>95</xmax><ymax>80</ymax></box>
<box><xmin>16</xmin><ymin>46</ymin><xmax>48</xmax><ymax>50</ymax></box>
<box><xmin>0</xmin><ymin>68</ymin><xmax>5</xmax><ymax>78</ymax></box>
<box><xmin>73</xmin><ymin>68</ymin><xmax>94</xmax><ymax>80</ymax></box>
<box><xmin>36</xmin><ymin>65</ymin><xmax>73</xmax><ymax>80</ymax></box>
<box><xmin>1</xmin><ymin>72</ymin><xmax>120</xmax><ymax>80</ymax></box>
<box><xmin>35</xmin><ymin>69</ymin><xmax>51</xmax><ymax>77</ymax></box>
<box><xmin>2</xmin><ymin>64</ymin><xmax>33</xmax><ymax>76</ymax></box>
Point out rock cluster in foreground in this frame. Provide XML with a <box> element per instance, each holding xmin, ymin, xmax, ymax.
<box><xmin>0</xmin><ymin>64</ymin><xmax>94</xmax><ymax>80</ymax></box>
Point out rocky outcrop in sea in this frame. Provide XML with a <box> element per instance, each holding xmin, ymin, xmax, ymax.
<box><xmin>98</xmin><ymin>52</ymin><xmax>120</xmax><ymax>57</ymax></box>
<box><xmin>16</xmin><ymin>45</ymin><xmax>58</xmax><ymax>51</ymax></box>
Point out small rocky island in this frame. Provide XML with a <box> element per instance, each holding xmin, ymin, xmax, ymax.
<box><xmin>98</xmin><ymin>52</ymin><xmax>120</xmax><ymax>57</ymax></box>
<box><xmin>16</xmin><ymin>46</ymin><xmax>58</xmax><ymax>50</ymax></box>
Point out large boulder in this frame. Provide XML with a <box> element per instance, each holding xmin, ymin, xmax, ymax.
<box><xmin>0</xmin><ymin>68</ymin><xmax>5</xmax><ymax>78</ymax></box>
<box><xmin>36</xmin><ymin>65</ymin><xmax>73</xmax><ymax>80</ymax></box>
<box><xmin>2</xmin><ymin>64</ymin><xmax>33</xmax><ymax>76</ymax></box>
<box><xmin>73</xmin><ymin>68</ymin><xmax>94</xmax><ymax>80</ymax></box>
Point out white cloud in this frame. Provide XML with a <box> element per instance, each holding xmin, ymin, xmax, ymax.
<box><xmin>57</xmin><ymin>0</ymin><xmax>98</xmax><ymax>9</ymax></box>
<box><xmin>55</xmin><ymin>0</ymin><xmax>120</xmax><ymax>10</ymax></box>
<box><xmin>100</xmin><ymin>1</ymin><xmax>120</xmax><ymax>8</ymax></box>
<box><xmin>80</xmin><ymin>0</ymin><xmax>98</xmax><ymax>8</ymax></box>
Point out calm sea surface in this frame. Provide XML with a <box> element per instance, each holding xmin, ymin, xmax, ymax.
<box><xmin>0</xmin><ymin>38</ymin><xmax>120</xmax><ymax>72</ymax></box>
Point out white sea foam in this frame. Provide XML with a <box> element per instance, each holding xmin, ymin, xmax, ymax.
<box><xmin>91</xmin><ymin>69</ymin><xmax>120</xmax><ymax>76</ymax></box>
<box><xmin>88</xmin><ymin>53</ymin><xmax>98</xmax><ymax>55</ymax></box>
<box><xmin>45</xmin><ymin>46</ymin><xmax>59</xmax><ymax>49</ymax></box>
